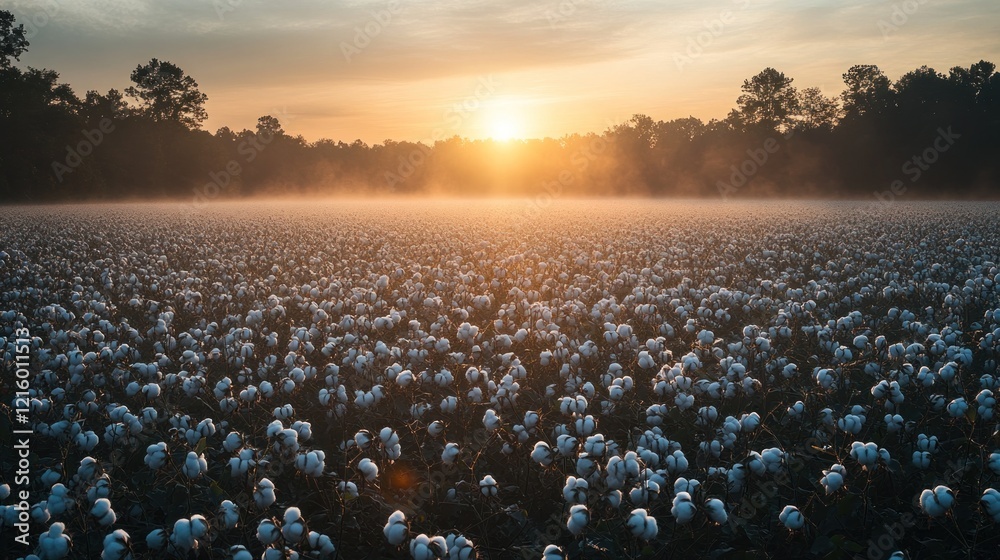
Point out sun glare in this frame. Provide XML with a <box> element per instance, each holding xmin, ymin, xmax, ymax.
<box><xmin>489</xmin><ymin>117</ymin><xmax>520</xmax><ymax>141</ymax></box>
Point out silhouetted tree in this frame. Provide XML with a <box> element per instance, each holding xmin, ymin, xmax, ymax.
<box><xmin>0</xmin><ymin>10</ymin><xmax>29</xmax><ymax>69</ymax></box>
<box><xmin>793</xmin><ymin>87</ymin><xmax>841</xmax><ymax>132</ymax></box>
<box><xmin>737</xmin><ymin>68</ymin><xmax>798</xmax><ymax>131</ymax></box>
<box><xmin>841</xmin><ymin>65</ymin><xmax>894</xmax><ymax>119</ymax></box>
<box><xmin>125</xmin><ymin>59</ymin><xmax>208</xmax><ymax>128</ymax></box>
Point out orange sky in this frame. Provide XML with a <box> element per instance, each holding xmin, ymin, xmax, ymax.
<box><xmin>11</xmin><ymin>0</ymin><xmax>1000</xmax><ymax>144</ymax></box>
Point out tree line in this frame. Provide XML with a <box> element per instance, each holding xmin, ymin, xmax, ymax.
<box><xmin>1</xmin><ymin>10</ymin><xmax>998</xmax><ymax>202</ymax></box>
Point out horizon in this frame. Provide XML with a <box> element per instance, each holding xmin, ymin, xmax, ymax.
<box><xmin>9</xmin><ymin>0</ymin><xmax>1000</xmax><ymax>144</ymax></box>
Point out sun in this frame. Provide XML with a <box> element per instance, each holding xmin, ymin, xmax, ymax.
<box><xmin>489</xmin><ymin>117</ymin><xmax>520</xmax><ymax>141</ymax></box>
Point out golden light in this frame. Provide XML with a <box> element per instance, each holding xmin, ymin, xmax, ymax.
<box><xmin>488</xmin><ymin>115</ymin><xmax>521</xmax><ymax>141</ymax></box>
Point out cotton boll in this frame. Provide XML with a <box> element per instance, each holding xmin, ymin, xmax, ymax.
<box><xmin>38</xmin><ymin>522</ymin><xmax>72</xmax><ymax>559</ymax></box>
<box><xmin>338</xmin><ymin>481</ymin><xmax>359</xmax><ymax>500</ymax></box>
<box><xmin>90</xmin><ymin>498</ymin><xmax>116</xmax><ymax>526</ymax></box>
<box><xmin>563</xmin><ymin>476</ymin><xmax>588</xmax><ymax>503</ymax></box>
<box><xmin>483</xmin><ymin>409</ymin><xmax>501</xmax><ymax>432</ymax></box>
<box><xmin>445</xmin><ymin>533</ymin><xmax>474</xmax><ymax>560</ymax></box>
<box><xmin>101</xmin><ymin>530</ymin><xmax>131</xmax><ymax>560</ymax></box>
<box><xmin>358</xmin><ymin>458</ymin><xmax>380</xmax><ymax>482</ymax></box>
<box><xmin>427</xmin><ymin>421</ymin><xmax>445</xmax><ymax>437</ymax></box>
<box><xmin>850</xmin><ymin>441</ymin><xmax>879</xmax><ymax>468</ymax></box>
<box><xmin>919</xmin><ymin>485</ymin><xmax>955</xmax><ymax>517</ymax></box>
<box><xmin>220</xmin><ymin>500</ymin><xmax>239</xmax><ymax>528</ymax></box>
<box><xmin>144</xmin><ymin>442</ymin><xmax>168</xmax><ymax>470</ymax></box>
<box><xmin>145</xmin><ymin>528</ymin><xmax>167</xmax><ymax>550</ymax></box>
<box><xmin>704</xmin><ymin>498</ymin><xmax>727</xmax><ymax>524</ymax></box>
<box><xmin>307</xmin><ymin>531</ymin><xmax>337</xmax><ymax>558</ymax></box>
<box><xmin>671</xmin><ymin>492</ymin><xmax>696</xmax><ymax>524</ymax></box>
<box><xmin>383</xmin><ymin>510</ymin><xmax>408</xmax><ymax>546</ymax></box>
<box><xmin>626</xmin><ymin>508</ymin><xmax>657</xmax><ymax>540</ymax></box>
<box><xmin>566</xmin><ymin>504</ymin><xmax>589</xmax><ymax>535</ymax></box>
<box><xmin>257</xmin><ymin>518</ymin><xmax>281</xmax><ymax>545</ymax></box>
<box><xmin>409</xmin><ymin>533</ymin><xmax>448</xmax><ymax>560</ymax></box>
<box><xmin>820</xmin><ymin>464</ymin><xmax>845</xmax><ymax>495</ymax></box>
<box><xmin>982</xmin><ymin>489</ymin><xmax>1000</xmax><ymax>522</ymax></box>
<box><xmin>282</xmin><ymin>507</ymin><xmax>307</xmax><ymax>543</ymax></box>
<box><xmin>181</xmin><ymin>451</ymin><xmax>208</xmax><ymax>479</ymax></box>
<box><xmin>531</xmin><ymin>442</ymin><xmax>553</xmax><ymax>466</ymax></box>
<box><xmin>989</xmin><ymin>452</ymin><xmax>1000</xmax><ymax>475</ymax></box>
<box><xmin>779</xmin><ymin>505</ymin><xmax>805</xmax><ymax>529</ymax></box>
<box><xmin>479</xmin><ymin>475</ymin><xmax>498</xmax><ymax>497</ymax></box>
<box><xmin>542</xmin><ymin>545</ymin><xmax>565</xmax><ymax>560</ymax></box>
<box><xmin>254</xmin><ymin>478</ymin><xmax>277</xmax><ymax>508</ymax></box>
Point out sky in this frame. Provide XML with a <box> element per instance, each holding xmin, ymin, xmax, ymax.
<box><xmin>8</xmin><ymin>0</ymin><xmax>1000</xmax><ymax>144</ymax></box>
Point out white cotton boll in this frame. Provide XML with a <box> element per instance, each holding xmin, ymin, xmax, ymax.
<box><xmin>170</xmin><ymin>518</ymin><xmax>196</xmax><ymax>553</ymax></box>
<box><xmin>101</xmin><ymin>530</ymin><xmax>130</xmax><ymax>560</ymax></box>
<box><xmin>531</xmin><ymin>442</ymin><xmax>553</xmax><ymax>467</ymax></box>
<box><xmin>182</xmin><ymin>451</ymin><xmax>208</xmax><ymax>479</ymax></box>
<box><xmin>740</xmin><ymin>412</ymin><xmax>760</xmax><ymax>432</ymax></box>
<box><xmin>384</xmin><ymin>510</ymin><xmax>408</xmax><ymax>546</ymax></box>
<box><xmin>989</xmin><ymin>453</ymin><xmax>1000</xmax><ymax>475</ymax></box>
<box><xmin>837</xmin><ymin>414</ymin><xmax>863</xmax><ymax>434</ymax></box>
<box><xmin>982</xmin><ymin>489</ymin><xmax>1000</xmax><ymax>522</ymax></box>
<box><xmin>445</xmin><ymin>533</ymin><xmax>474</xmax><ymax>560</ymax></box>
<box><xmin>483</xmin><ymin>409</ymin><xmax>501</xmax><ymax>432</ymax></box>
<box><xmin>627</xmin><ymin>508</ymin><xmax>657</xmax><ymax>540</ymax></box>
<box><xmin>440</xmin><ymin>396</ymin><xmax>458</xmax><ymax>413</ymax></box>
<box><xmin>220</xmin><ymin>500</ymin><xmax>239</xmax><ymax>528</ymax></box>
<box><xmin>254</xmin><ymin>478</ymin><xmax>277</xmax><ymax>508</ymax></box>
<box><xmin>705</xmin><ymin>498</ymin><xmax>727</xmax><ymax>524</ymax></box>
<box><xmin>359</xmin><ymin>458</ymin><xmax>379</xmax><ymax>482</ymax></box>
<box><xmin>90</xmin><ymin>498</ymin><xmax>116</xmax><ymax>526</ymax></box>
<box><xmin>820</xmin><ymin>464</ymin><xmax>845</xmax><ymax>495</ymax></box>
<box><xmin>39</xmin><ymin>522</ymin><xmax>72</xmax><ymax>559</ymax></box>
<box><xmin>556</xmin><ymin>434</ymin><xmax>577</xmax><ymax>457</ymax></box>
<box><xmin>144</xmin><ymin>442</ymin><xmax>168</xmax><ymax>470</ymax></box>
<box><xmin>665</xmin><ymin>450</ymin><xmax>688</xmax><ymax>475</ymax></box>
<box><xmin>671</xmin><ymin>492</ymin><xmax>696</xmax><ymax>524</ymax></box>
<box><xmin>563</xmin><ymin>476</ymin><xmax>588</xmax><ymax>503</ymax></box>
<box><xmin>427</xmin><ymin>421</ymin><xmax>445</xmax><ymax>437</ymax></box>
<box><xmin>629</xmin><ymin>480</ymin><xmax>659</xmax><ymax>506</ymax></box>
<box><xmin>947</xmin><ymin>397</ymin><xmax>969</xmax><ymax>418</ymax></box>
<box><xmin>146</xmin><ymin>528</ymin><xmax>167</xmax><ymax>550</ymax></box>
<box><xmin>223</xmin><ymin>431</ymin><xmax>243</xmax><ymax>453</ymax></box>
<box><xmin>282</xmin><ymin>507</ymin><xmax>307</xmax><ymax>543</ymax></box>
<box><xmin>919</xmin><ymin>485</ymin><xmax>955</xmax><ymax>517</ymax></box>
<box><xmin>884</xmin><ymin>414</ymin><xmax>904</xmax><ymax>433</ymax></box>
<box><xmin>47</xmin><ymin>484</ymin><xmax>72</xmax><ymax>516</ymax></box>
<box><xmin>257</xmin><ymin>518</ymin><xmax>280</xmax><ymax>545</ymax></box>
<box><xmin>431</xmin><ymin>440</ymin><xmax>459</xmax><ymax>466</ymax></box>
<box><xmin>850</xmin><ymin>442</ymin><xmax>879</xmax><ymax>468</ymax></box>
<box><xmin>912</xmin><ymin>451</ymin><xmax>931</xmax><ymax>469</ymax></box>
<box><xmin>409</xmin><ymin>533</ymin><xmax>448</xmax><ymax>560</ymax></box>
<box><xmin>854</xmin><ymin>335</ymin><xmax>869</xmax><ymax>349</ymax></box>
<box><xmin>295</xmin><ymin>450</ymin><xmax>325</xmax><ymax>477</ymax></box>
<box><xmin>338</xmin><ymin>481</ymin><xmax>359</xmax><ymax>499</ymax></box>
<box><xmin>479</xmin><ymin>475</ymin><xmax>498</xmax><ymax>497</ymax></box>
<box><xmin>542</xmin><ymin>544</ymin><xmax>565</xmax><ymax>560</ymax></box>
<box><xmin>916</xmin><ymin>434</ymin><xmax>938</xmax><ymax>453</ymax></box>
<box><xmin>674</xmin><ymin>477</ymin><xmax>700</xmax><ymax>496</ymax></box>
<box><xmin>566</xmin><ymin>504</ymin><xmax>589</xmax><ymax>535</ymax></box>
<box><xmin>307</xmin><ymin>531</ymin><xmax>336</xmax><ymax>558</ymax></box>
<box><xmin>607</xmin><ymin>489</ymin><xmax>622</xmax><ymax>508</ymax></box>
<box><xmin>779</xmin><ymin>505</ymin><xmax>805</xmax><ymax>529</ymax></box>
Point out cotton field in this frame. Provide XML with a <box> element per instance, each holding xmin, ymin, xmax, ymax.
<box><xmin>2</xmin><ymin>199</ymin><xmax>1000</xmax><ymax>559</ymax></box>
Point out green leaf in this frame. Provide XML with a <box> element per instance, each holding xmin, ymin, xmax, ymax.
<box><xmin>195</xmin><ymin>436</ymin><xmax>207</xmax><ymax>454</ymax></box>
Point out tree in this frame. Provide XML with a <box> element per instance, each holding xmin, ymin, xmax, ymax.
<box><xmin>0</xmin><ymin>10</ymin><xmax>29</xmax><ymax>69</ymax></box>
<box><xmin>736</xmin><ymin>68</ymin><xmax>799</xmax><ymax>131</ymax></box>
<box><xmin>255</xmin><ymin>115</ymin><xmax>285</xmax><ymax>140</ymax></box>
<box><xmin>793</xmin><ymin>87</ymin><xmax>841</xmax><ymax>132</ymax></box>
<box><xmin>81</xmin><ymin>89</ymin><xmax>130</xmax><ymax>123</ymax></box>
<box><xmin>125</xmin><ymin>58</ymin><xmax>208</xmax><ymax>128</ymax></box>
<box><xmin>841</xmin><ymin>65</ymin><xmax>894</xmax><ymax>119</ymax></box>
